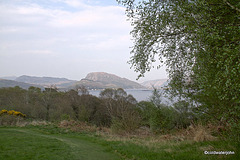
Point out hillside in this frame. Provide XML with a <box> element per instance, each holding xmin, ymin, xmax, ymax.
<box><xmin>141</xmin><ymin>79</ymin><xmax>168</xmax><ymax>89</ymax></box>
<box><xmin>0</xmin><ymin>76</ymin><xmax>17</xmax><ymax>80</ymax></box>
<box><xmin>15</xmin><ymin>75</ymin><xmax>76</xmax><ymax>88</ymax></box>
<box><xmin>74</xmin><ymin>72</ymin><xmax>145</xmax><ymax>89</ymax></box>
<box><xmin>0</xmin><ymin>79</ymin><xmax>44</xmax><ymax>89</ymax></box>
<box><xmin>1</xmin><ymin>73</ymin><xmax>146</xmax><ymax>90</ymax></box>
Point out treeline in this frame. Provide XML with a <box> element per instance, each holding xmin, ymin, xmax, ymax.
<box><xmin>1</xmin><ymin>86</ymin><xmax>201</xmax><ymax>133</ymax></box>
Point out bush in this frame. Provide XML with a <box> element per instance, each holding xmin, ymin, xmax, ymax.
<box><xmin>0</xmin><ymin>109</ymin><xmax>26</xmax><ymax>126</ymax></box>
<box><xmin>173</xmin><ymin>100</ymin><xmax>195</xmax><ymax>128</ymax></box>
<box><xmin>0</xmin><ymin>115</ymin><xmax>25</xmax><ymax>126</ymax></box>
<box><xmin>61</xmin><ymin>114</ymin><xmax>71</xmax><ymax>121</ymax></box>
<box><xmin>149</xmin><ymin>106</ymin><xmax>177</xmax><ymax>133</ymax></box>
<box><xmin>0</xmin><ymin>109</ymin><xmax>26</xmax><ymax>117</ymax></box>
<box><xmin>111</xmin><ymin>111</ymin><xmax>141</xmax><ymax>134</ymax></box>
<box><xmin>137</xmin><ymin>101</ymin><xmax>177</xmax><ymax>133</ymax></box>
<box><xmin>228</xmin><ymin>120</ymin><xmax>240</xmax><ymax>143</ymax></box>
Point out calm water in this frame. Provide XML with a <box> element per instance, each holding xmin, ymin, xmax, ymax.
<box><xmin>89</xmin><ymin>89</ymin><xmax>171</xmax><ymax>104</ymax></box>
<box><xmin>89</xmin><ymin>89</ymin><xmax>153</xmax><ymax>102</ymax></box>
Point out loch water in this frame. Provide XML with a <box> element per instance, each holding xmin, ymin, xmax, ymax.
<box><xmin>89</xmin><ymin>89</ymin><xmax>172</xmax><ymax>104</ymax></box>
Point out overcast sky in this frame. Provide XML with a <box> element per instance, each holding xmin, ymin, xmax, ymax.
<box><xmin>0</xmin><ymin>0</ymin><xmax>167</xmax><ymax>82</ymax></box>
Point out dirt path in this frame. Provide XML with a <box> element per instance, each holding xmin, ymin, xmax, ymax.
<box><xmin>2</xmin><ymin>128</ymin><xmax>120</xmax><ymax>160</ymax></box>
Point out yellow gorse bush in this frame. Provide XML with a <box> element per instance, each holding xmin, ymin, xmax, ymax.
<box><xmin>0</xmin><ymin>109</ymin><xmax>7</xmax><ymax>114</ymax></box>
<box><xmin>0</xmin><ymin>109</ymin><xmax>26</xmax><ymax>118</ymax></box>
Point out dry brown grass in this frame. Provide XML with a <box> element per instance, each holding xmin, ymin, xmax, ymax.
<box><xmin>0</xmin><ymin>115</ymin><xmax>27</xmax><ymax>126</ymax></box>
<box><xmin>0</xmin><ymin>116</ymin><xmax>52</xmax><ymax>127</ymax></box>
<box><xmin>57</xmin><ymin>120</ymin><xmax>220</xmax><ymax>150</ymax></box>
<box><xmin>176</xmin><ymin>123</ymin><xmax>218</xmax><ymax>142</ymax></box>
<box><xmin>58</xmin><ymin>120</ymin><xmax>110</xmax><ymax>133</ymax></box>
<box><xmin>29</xmin><ymin>120</ymin><xmax>49</xmax><ymax>126</ymax></box>
<box><xmin>100</xmin><ymin>123</ymin><xmax>219</xmax><ymax>149</ymax></box>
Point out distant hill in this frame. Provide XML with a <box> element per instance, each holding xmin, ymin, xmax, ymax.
<box><xmin>73</xmin><ymin>72</ymin><xmax>145</xmax><ymax>89</ymax></box>
<box><xmin>15</xmin><ymin>75</ymin><xmax>76</xmax><ymax>88</ymax></box>
<box><xmin>141</xmin><ymin>79</ymin><xmax>168</xmax><ymax>89</ymax></box>
<box><xmin>1</xmin><ymin>73</ymin><xmax>159</xmax><ymax>90</ymax></box>
<box><xmin>0</xmin><ymin>76</ymin><xmax>17</xmax><ymax>80</ymax></box>
<box><xmin>0</xmin><ymin>79</ymin><xmax>44</xmax><ymax>89</ymax></box>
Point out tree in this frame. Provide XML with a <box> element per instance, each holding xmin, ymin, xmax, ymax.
<box><xmin>100</xmin><ymin>88</ymin><xmax>140</xmax><ymax>132</ymax></box>
<box><xmin>42</xmin><ymin>86</ymin><xmax>58</xmax><ymax>121</ymax></box>
<box><xmin>99</xmin><ymin>88</ymin><xmax>116</xmax><ymax>118</ymax></box>
<box><xmin>76</xmin><ymin>85</ymin><xmax>89</xmax><ymax>95</ymax></box>
<box><xmin>173</xmin><ymin>100</ymin><xmax>195</xmax><ymax>128</ymax></box>
<box><xmin>117</xmin><ymin>0</ymin><xmax>240</xmax><ymax>126</ymax></box>
<box><xmin>67</xmin><ymin>89</ymin><xmax>80</xmax><ymax>120</ymax></box>
<box><xmin>0</xmin><ymin>86</ymin><xmax>27</xmax><ymax>113</ymax></box>
<box><xmin>27</xmin><ymin>86</ymin><xmax>45</xmax><ymax>119</ymax></box>
<box><xmin>149</xmin><ymin>87</ymin><xmax>163</xmax><ymax>109</ymax></box>
<box><xmin>100</xmin><ymin>88</ymin><xmax>137</xmax><ymax>118</ymax></box>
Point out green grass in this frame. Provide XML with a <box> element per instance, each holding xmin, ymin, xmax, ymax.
<box><xmin>0</xmin><ymin>126</ymin><xmax>121</xmax><ymax>160</ymax></box>
<box><xmin>107</xmin><ymin>140</ymin><xmax>239</xmax><ymax>160</ymax></box>
<box><xmin>0</xmin><ymin>125</ymin><xmax>239</xmax><ymax>160</ymax></box>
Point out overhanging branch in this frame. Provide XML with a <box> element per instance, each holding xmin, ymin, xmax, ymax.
<box><xmin>223</xmin><ymin>0</ymin><xmax>240</xmax><ymax>12</ymax></box>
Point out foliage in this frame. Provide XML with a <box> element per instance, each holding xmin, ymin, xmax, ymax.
<box><xmin>173</xmin><ymin>100</ymin><xmax>196</xmax><ymax>128</ymax></box>
<box><xmin>0</xmin><ymin>109</ymin><xmax>26</xmax><ymax>117</ymax></box>
<box><xmin>0</xmin><ymin>87</ymin><xmax>141</xmax><ymax>131</ymax></box>
<box><xmin>66</xmin><ymin>89</ymin><xmax>81</xmax><ymax>120</ymax></box>
<box><xmin>100</xmin><ymin>88</ymin><xmax>140</xmax><ymax>133</ymax></box>
<box><xmin>137</xmin><ymin>101</ymin><xmax>155</xmax><ymax>126</ymax></box>
<box><xmin>138</xmin><ymin>101</ymin><xmax>177</xmax><ymax>133</ymax></box>
<box><xmin>0</xmin><ymin>109</ymin><xmax>26</xmax><ymax>126</ymax></box>
<box><xmin>117</xmin><ymin>0</ymin><xmax>240</xmax><ymax>138</ymax></box>
<box><xmin>138</xmin><ymin>90</ymin><xmax>196</xmax><ymax>132</ymax></box>
<box><xmin>148</xmin><ymin>88</ymin><xmax>163</xmax><ymax>108</ymax></box>
<box><xmin>0</xmin><ymin>87</ymin><xmax>75</xmax><ymax>122</ymax></box>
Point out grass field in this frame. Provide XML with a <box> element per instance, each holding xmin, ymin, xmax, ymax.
<box><xmin>0</xmin><ymin>125</ymin><xmax>239</xmax><ymax>160</ymax></box>
<box><xmin>0</xmin><ymin>126</ymin><xmax>120</xmax><ymax>160</ymax></box>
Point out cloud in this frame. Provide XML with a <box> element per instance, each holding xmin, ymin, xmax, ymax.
<box><xmin>48</xmin><ymin>5</ymin><xmax>127</xmax><ymax>30</ymax></box>
<box><xmin>0</xmin><ymin>0</ymin><xmax>133</xmax><ymax>77</ymax></box>
<box><xmin>60</xmin><ymin>0</ymin><xmax>89</xmax><ymax>8</ymax></box>
<box><xmin>0</xmin><ymin>1</ymin><xmax>129</xmax><ymax>49</ymax></box>
<box><xmin>24</xmin><ymin>50</ymin><xmax>55</xmax><ymax>55</ymax></box>
<box><xmin>0</xmin><ymin>0</ymin><xmax>167</xmax><ymax>81</ymax></box>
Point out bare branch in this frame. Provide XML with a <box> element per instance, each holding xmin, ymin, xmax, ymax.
<box><xmin>223</xmin><ymin>0</ymin><xmax>240</xmax><ymax>12</ymax></box>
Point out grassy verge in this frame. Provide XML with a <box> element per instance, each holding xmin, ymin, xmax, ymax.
<box><xmin>104</xmin><ymin>138</ymin><xmax>239</xmax><ymax>160</ymax></box>
<box><xmin>0</xmin><ymin>125</ymin><xmax>239</xmax><ymax>160</ymax></box>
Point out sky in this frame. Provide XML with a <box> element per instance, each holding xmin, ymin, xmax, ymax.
<box><xmin>0</xmin><ymin>0</ymin><xmax>167</xmax><ymax>82</ymax></box>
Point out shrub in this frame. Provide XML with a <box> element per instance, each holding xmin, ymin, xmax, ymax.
<box><xmin>111</xmin><ymin>111</ymin><xmax>141</xmax><ymax>134</ymax></box>
<box><xmin>61</xmin><ymin>114</ymin><xmax>71</xmax><ymax>121</ymax></box>
<box><xmin>137</xmin><ymin>101</ymin><xmax>177</xmax><ymax>133</ymax></box>
<box><xmin>173</xmin><ymin>100</ymin><xmax>195</xmax><ymax>129</ymax></box>
<box><xmin>0</xmin><ymin>109</ymin><xmax>26</xmax><ymax>126</ymax></box>
<box><xmin>0</xmin><ymin>109</ymin><xmax>26</xmax><ymax>118</ymax></box>
<box><xmin>149</xmin><ymin>106</ymin><xmax>177</xmax><ymax>133</ymax></box>
<box><xmin>187</xmin><ymin>124</ymin><xmax>217</xmax><ymax>142</ymax></box>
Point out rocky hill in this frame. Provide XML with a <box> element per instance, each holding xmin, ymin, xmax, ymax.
<box><xmin>1</xmin><ymin>73</ymin><xmax>146</xmax><ymax>90</ymax></box>
<box><xmin>141</xmin><ymin>79</ymin><xmax>168</xmax><ymax>89</ymax></box>
<box><xmin>74</xmin><ymin>72</ymin><xmax>145</xmax><ymax>89</ymax></box>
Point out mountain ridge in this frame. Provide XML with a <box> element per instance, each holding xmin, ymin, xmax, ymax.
<box><xmin>15</xmin><ymin>75</ymin><xmax>76</xmax><ymax>88</ymax></box>
<box><xmin>74</xmin><ymin>72</ymin><xmax>145</xmax><ymax>89</ymax></box>
<box><xmin>1</xmin><ymin>73</ymin><xmax>167</xmax><ymax>90</ymax></box>
<box><xmin>0</xmin><ymin>79</ymin><xmax>44</xmax><ymax>89</ymax></box>
<box><xmin>141</xmin><ymin>79</ymin><xmax>168</xmax><ymax>89</ymax></box>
